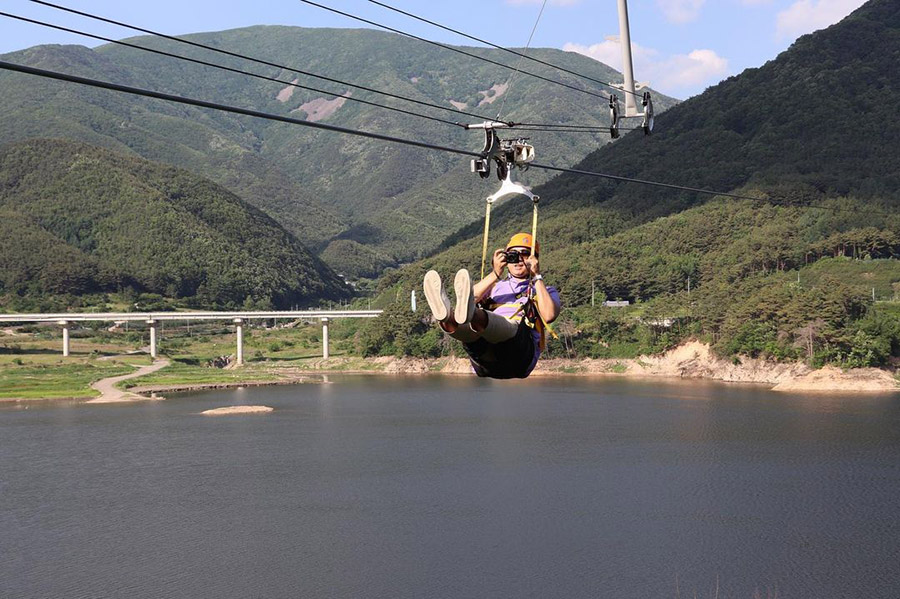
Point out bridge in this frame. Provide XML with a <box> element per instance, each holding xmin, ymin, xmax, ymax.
<box><xmin>0</xmin><ymin>310</ymin><xmax>383</xmax><ymax>364</ymax></box>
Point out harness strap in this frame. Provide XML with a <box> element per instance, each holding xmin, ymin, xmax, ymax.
<box><xmin>480</xmin><ymin>198</ymin><xmax>493</xmax><ymax>280</ymax></box>
<box><xmin>526</xmin><ymin>196</ymin><xmax>557</xmax><ymax>349</ymax></box>
<box><xmin>503</xmin><ymin>282</ymin><xmax>558</xmax><ymax>352</ymax></box>
<box><xmin>479</xmin><ymin>180</ymin><xmax>557</xmax><ymax>349</ymax></box>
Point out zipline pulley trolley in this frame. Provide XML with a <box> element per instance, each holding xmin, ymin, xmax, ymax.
<box><xmin>608</xmin><ymin>0</ymin><xmax>653</xmax><ymax>138</ymax></box>
<box><xmin>466</xmin><ymin>121</ymin><xmax>539</xmax><ymax>279</ymax></box>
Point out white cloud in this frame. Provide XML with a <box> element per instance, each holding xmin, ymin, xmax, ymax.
<box><xmin>656</xmin><ymin>0</ymin><xmax>706</xmax><ymax>24</ymax></box>
<box><xmin>563</xmin><ymin>40</ymin><xmax>728</xmax><ymax>98</ymax></box>
<box><xmin>658</xmin><ymin>49</ymin><xmax>729</xmax><ymax>89</ymax></box>
<box><xmin>562</xmin><ymin>40</ymin><xmax>631</xmax><ymax>74</ymax></box>
<box><xmin>776</xmin><ymin>0</ymin><xmax>866</xmax><ymax>40</ymax></box>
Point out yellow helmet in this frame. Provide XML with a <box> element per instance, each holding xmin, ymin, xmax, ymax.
<box><xmin>506</xmin><ymin>232</ymin><xmax>539</xmax><ymax>255</ymax></box>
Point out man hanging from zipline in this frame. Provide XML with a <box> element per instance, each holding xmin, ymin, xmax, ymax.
<box><xmin>423</xmin><ymin>232</ymin><xmax>561</xmax><ymax>379</ymax></box>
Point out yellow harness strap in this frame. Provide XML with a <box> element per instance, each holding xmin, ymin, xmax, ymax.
<box><xmin>481</xmin><ymin>189</ymin><xmax>557</xmax><ymax>350</ymax></box>
<box><xmin>480</xmin><ymin>199</ymin><xmax>493</xmax><ymax>280</ymax></box>
<box><xmin>527</xmin><ymin>196</ymin><xmax>558</xmax><ymax>350</ymax></box>
<box><xmin>531</xmin><ymin>296</ymin><xmax>559</xmax><ymax>351</ymax></box>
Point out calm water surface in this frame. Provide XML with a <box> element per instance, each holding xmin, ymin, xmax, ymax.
<box><xmin>1</xmin><ymin>376</ymin><xmax>899</xmax><ymax>598</ymax></box>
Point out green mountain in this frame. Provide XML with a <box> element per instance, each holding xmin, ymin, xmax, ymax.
<box><xmin>378</xmin><ymin>0</ymin><xmax>900</xmax><ymax>366</ymax></box>
<box><xmin>0</xmin><ymin>139</ymin><xmax>350</xmax><ymax>309</ymax></box>
<box><xmin>0</xmin><ymin>26</ymin><xmax>677</xmax><ymax>276</ymax></box>
<box><xmin>441</xmin><ymin>0</ymin><xmax>900</xmax><ymax>246</ymax></box>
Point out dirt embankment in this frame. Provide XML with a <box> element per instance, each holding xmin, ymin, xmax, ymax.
<box><xmin>371</xmin><ymin>341</ymin><xmax>898</xmax><ymax>393</ymax></box>
<box><xmin>621</xmin><ymin>341</ymin><xmax>810</xmax><ymax>385</ymax></box>
<box><xmin>63</xmin><ymin>343</ymin><xmax>900</xmax><ymax>400</ymax></box>
<box><xmin>555</xmin><ymin>341</ymin><xmax>898</xmax><ymax>392</ymax></box>
<box><xmin>770</xmin><ymin>366</ymin><xmax>899</xmax><ymax>393</ymax></box>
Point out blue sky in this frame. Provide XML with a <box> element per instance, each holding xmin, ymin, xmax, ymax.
<box><xmin>0</xmin><ymin>0</ymin><xmax>868</xmax><ymax>98</ymax></box>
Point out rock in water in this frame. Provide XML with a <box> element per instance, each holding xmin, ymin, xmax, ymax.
<box><xmin>200</xmin><ymin>406</ymin><xmax>274</xmax><ymax>416</ymax></box>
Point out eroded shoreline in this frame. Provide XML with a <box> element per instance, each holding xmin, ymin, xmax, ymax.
<box><xmin>127</xmin><ymin>341</ymin><xmax>899</xmax><ymax>396</ymax></box>
<box><xmin>3</xmin><ymin>341</ymin><xmax>898</xmax><ymax>402</ymax></box>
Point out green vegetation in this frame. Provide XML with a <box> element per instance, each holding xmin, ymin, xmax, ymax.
<box><xmin>0</xmin><ymin>29</ymin><xmax>677</xmax><ymax>276</ymax></box>
<box><xmin>4</xmin><ymin>2</ymin><xmax>900</xmax><ymax>376</ymax></box>
<box><xmin>122</xmin><ymin>361</ymin><xmax>283</xmax><ymax>388</ymax></box>
<box><xmin>377</xmin><ymin>199</ymin><xmax>900</xmax><ymax>368</ymax></box>
<box><xmin>0</xmin><ymin>325</ymin><xmax>144</xmax><ymax>398</ymax></box>
<box><xmin>0</xmin><ymin>139</ymin><xmax>350</xmax><ymax>309</ymax></box>
<box><xmin>355</xmin><ymin>299</ymin><xmax>449</xmax><ymax>359</ymax></box>
<box><xmin>0</xmin><ymin>317</ymin><xmax>370</xmax><ymax>398</ymax></box>
<box><xmin>0</xmin><ymin>362</ymin><xmax>133</xmax><ymax>399</ymax></box>
<box><xmin>372</xmin><ymin>0</ymin><xmax>900</xmax><ymax>369</ymax></box>
<box><xmin>0</xmin><ymin>333</ymin><xmax>138</xmax><ymax>400</ymax></box>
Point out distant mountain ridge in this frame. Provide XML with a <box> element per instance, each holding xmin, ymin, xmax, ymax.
<box><xmin>0</xmin><ymin>25</ymin><xmax>677</xmax><ymax>277</ymax></box>
<box><xmin>0</xmin><ymin>139</ymin><xmax>350</xmax><ymax>308</ymax></box>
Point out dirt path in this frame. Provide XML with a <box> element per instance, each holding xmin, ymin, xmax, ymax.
<box><xmin>87</xmin><ymin>359</ymin><xmax>170</xmax><ymax>403</ymax></box>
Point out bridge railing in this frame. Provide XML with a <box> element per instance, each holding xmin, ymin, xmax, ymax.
<box><xmin>0</xmin><ymin>310</ymin><xmax>383</xmax><ymax>363</ymax></box>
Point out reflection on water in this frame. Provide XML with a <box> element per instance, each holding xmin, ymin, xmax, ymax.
<box><xmin>1</xmin><ymin>376</ymin><xmax>899</xmax><ymax>598</ymax></box>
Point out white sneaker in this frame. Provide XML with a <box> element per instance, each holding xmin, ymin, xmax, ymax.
<box><xmin>453</xmin><ymin>269</ymin><xmax>475</xmax><ymax>325</ymax></box>
<box><xmin>423</xmin><ymin>270</ymin><xmax>451</xmax><ymax>322</ymax></box>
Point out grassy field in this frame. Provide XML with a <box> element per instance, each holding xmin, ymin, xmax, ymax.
<box><xmin>799</xmin><ymin>257</ymin><xmax>900</xmax><ymax>300</ymax></box>
<box><xmin>124</xmin><ymin>361</ymin><xmax>287</xmax><ymax>389</ymax></box>
<box><xmin>0</xmin><ymin>318</ymin><xmax>364</xmax><ymax>399</ymax></box>
<box><xmin>0</xmin><ymin>361</ymin><xmax>136</xmax><ymax>399</ymax></box>
<box><xmin>0</xmin><ymin>330</ymin><xmax>137</xmax><ymax>399</ymax></box>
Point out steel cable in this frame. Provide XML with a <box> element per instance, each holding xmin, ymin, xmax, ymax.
<box><xmin>3</xmin><ymin>60</ymin><xmax>890</xmax><ymax>217</ymax></box>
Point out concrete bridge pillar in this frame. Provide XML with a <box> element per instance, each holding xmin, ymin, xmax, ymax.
<box><xmin>59</xmin><ymin>320</ymin><xmax>69</xmax><ymax>357</ymax></box>
<box><xmin>234</xmin><ymin>318</ymin><xmax>244</xmax><ymax>366</ymax></box>
<box><xmin>321</xmin><ymin>318</ymin><xmax>329</xmax><ymax>359</ymax></box>
<box><xmin>147</xmin><ymin>320</ymin><xmax>157</xmax><ymax>359</ymax></box>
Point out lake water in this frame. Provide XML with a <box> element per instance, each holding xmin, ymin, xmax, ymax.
<box><xmin>1</xmin><ymin>376</ymin><xmax>899</xmax><ymax>599</ymax></box>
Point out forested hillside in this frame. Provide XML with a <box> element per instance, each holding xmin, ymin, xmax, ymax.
<box><xmin>443</xmin><ymin>0</ymin><xmax>900</xmax><ymax>244</ymax></box>
<box><xmin>0</xmin><ymin>26</ymin><xmax>677</xmax><ymax>277</ymax></box>
<box><xmin>0</xmin><ymin>139</ymin><xmax>350</xmax><ymax>310</ymax></box>
<box><xmin>373</xmin><ymin>0</ymin><xmax>900</xmax><ymax>367</ymax></box>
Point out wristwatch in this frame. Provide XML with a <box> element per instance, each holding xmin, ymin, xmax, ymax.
<box><xmin>532</xmin><ymin>274</ymin><xmax>544</xmax><ymax>282</ymax></box>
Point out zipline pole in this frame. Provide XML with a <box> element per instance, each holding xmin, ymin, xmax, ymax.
<box><xmin>617</xmin><ymin>0</ymin><xmax>639</xmax><ymax>116</ymax></box>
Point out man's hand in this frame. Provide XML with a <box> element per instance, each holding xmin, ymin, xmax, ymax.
<box><xmin>525</xmin><ymin>253</ymin><xmax>540</xmax><ymax>277</ymax></box>
<box><xmin>491</xmin><ymin>248</ymin><xmax>507</xmax><ymax>277</ymax></box>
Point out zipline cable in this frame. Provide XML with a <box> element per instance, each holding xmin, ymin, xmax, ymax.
<box><xmin>27</xmin><ymin>0</ymin><xmax>509</xmax><ymax>125</ymax></box>
<box><xmin>296</xmin><ymin>0</ymin><xmax>612</xmax><ymax>102</ymax></box>
<box><xmin>0</xmin><ymin>11</ymin><xmax>466</xmax><ymax>129</ymax></box>
<box><xmin>530</xmin><ymin>163</ymin><xmax>766</xmax><ymax>202</ymax></box>
<box><xmin>1</xmin><ymin>60</ymin><xmax>892</xmax><ymax>218</ymax></box>
<box><xmin>367</xmin><ymin>0</ymin><xmax>643</xmax><ymax>101</ymax></box>
<box><xmin>27</xmin><ymin>0</ymin><xmax>618</xmax><ymax>132</ymax></box>
<box><xmin>0</xmin><ymin>60</ymin><xmax>481</xmax><ymax>157</ymax></box>
<box><xmin>496</xmin><ymin>0</ymin><xmax>548</xmax><ymax>120</ymax></box>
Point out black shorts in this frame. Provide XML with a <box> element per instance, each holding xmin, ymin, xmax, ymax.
<box><xmin>463</xmin><ymin>319</ymin><xmax>536</xmax><ymax>379</ymax></box>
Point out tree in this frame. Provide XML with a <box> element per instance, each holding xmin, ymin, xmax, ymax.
<box><xmin>792</xmin><ymin>318</ymin><xmax>826</xmax><ymax>366</ymax></box>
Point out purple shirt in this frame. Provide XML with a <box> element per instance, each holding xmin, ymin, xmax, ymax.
<box><xmin>487</xmin><ymin>276</ymin><xmax>561</xmax><ymax>373</ymax></box>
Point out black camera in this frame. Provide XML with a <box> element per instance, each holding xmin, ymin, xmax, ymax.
<box><xmin>504</xmin><ymin>250</ymin><xmax>527</xmax><ymax>264</ymax></box>
<box><xmin>470</xmin><ymin>158</ymin><xmax>490</xmax><ymax>179</ymax></box>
